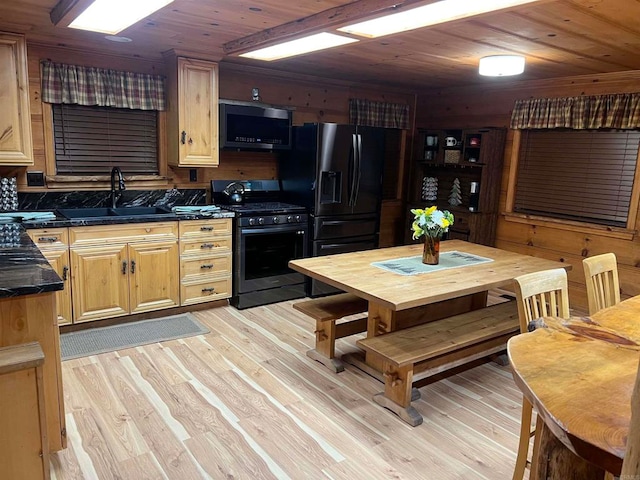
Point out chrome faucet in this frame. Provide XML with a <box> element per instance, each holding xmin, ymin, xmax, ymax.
<box><xmin>110</xmin><ymin>167</ymin><xmax>125</xmax><ymax>208</ymax></box>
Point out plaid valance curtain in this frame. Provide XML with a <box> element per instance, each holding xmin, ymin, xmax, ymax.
<box><xmin>510</xmin><ymin>93</ymin><xmax>640</xmax><ymax>130</ymax></box>
<box><xmin>349</xmin><ymin>98</ymin><xmax>410</xmax><ymax>129</ymax></box>
<box><xmin>41</xmin><ymin>61</ymin><xmax>166</xmax><ymax>111</ymax></box>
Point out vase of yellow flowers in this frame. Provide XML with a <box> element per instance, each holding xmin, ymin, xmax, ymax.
<box><xmin>411</xmin><ymin>206</ymin><xmax>454</xmax><ymax>265</ymax></box>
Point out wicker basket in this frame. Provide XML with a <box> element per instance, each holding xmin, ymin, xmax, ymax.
<box><xmin>444</xmin><ymin>150</ymin><xmax>461</xmax><ymax>164</ymax></box>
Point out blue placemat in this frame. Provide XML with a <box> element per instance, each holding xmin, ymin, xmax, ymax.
<box><xmin>372</xmin><ymin>250</ymin><xmax>493</xmax><ymax>275</ymax></box>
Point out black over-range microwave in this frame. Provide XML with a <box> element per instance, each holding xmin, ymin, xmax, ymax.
<box><xmin>219</xmin><ymin>100</ymin><xmax>293</xmax><ymax>151</ymax></box>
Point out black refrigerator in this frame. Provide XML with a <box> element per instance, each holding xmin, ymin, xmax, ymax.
<box><xmin>280</xmin><ymin>122</ymin><xmax>386</xmax><ymax>297</ymax></box>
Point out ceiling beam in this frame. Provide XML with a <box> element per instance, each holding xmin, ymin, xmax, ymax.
<box><xmin>50</xmin><ymin>0</ymin><xmax>94</xmax><ymax>27</ymax></box>
<box><xmin>222</xmin><ymin>0</ymin><xmax>428</xmax><ymax>55</ymax></box>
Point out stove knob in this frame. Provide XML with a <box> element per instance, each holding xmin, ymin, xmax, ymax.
<box><xmin>295</xmin><ymin>215</ymin><xmax>302</xmax><ymax>223</ymax></box>
<box><xmin>249</xmin><ymin>218</ymin><xmax>255</xmax><ymax>226</ymax></box>
<box><xmin>273</xmin><ymin>216</ymin><xmax>280</xmax><ymax>224</ymax></box>
<box><xmin>287</xmin><ymin>215</ymin><xmax>293</xmax><ymax>223</ymax></box>
<box><xmin>258</xmin><ymin>217</ymin><xmax>265</xmax><ymax>225</ymax></box>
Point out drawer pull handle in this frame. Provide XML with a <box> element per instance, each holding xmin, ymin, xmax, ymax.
<box><xmin>38</xmin><ymin>236</ymin><xmax>58</xmax><ymax>243</ymax></box>
<box><xmin>62</xmin><ymin>265</ymin><xmax>69</xmax><ymax>281</ymax></box>
<box><xmin>201</xmin><ymin>243</ymin><xmax>214</xmax><ymax>249</ymax></box>
<box><xmin>200</xmin><ymin>226</ymin><xmax>214</xmax><ymax>231</ymax></box>
<box><xmin>201</xmin><ymin>287</ymin><xmax>215</xmax><ymax>294</ymax></box>
<box><xmin>130</xmin><ymin>260</ymin><xmax>136</xmax><ymax>274</ymax></box>
<box><xmin>122</xmin><ymin>261</ymin><xmax>127</xmax><ymax>275</ymax></box>
<box><xmin>200</xmin><ymin>264</ymin><xmax>214</xmax><ymax>269</ymax></box>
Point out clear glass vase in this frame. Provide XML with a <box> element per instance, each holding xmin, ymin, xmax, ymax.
<box><xmin>422</xmin><ymin>235</ymin><xmax>441</xmax><ymax>265</ymax></box>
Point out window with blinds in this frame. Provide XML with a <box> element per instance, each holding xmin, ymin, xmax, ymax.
<box><xmin>515</xmin><ymin>129</ymin><xmax>639</xmax><ymax>227</ymax></box>
<box><xmin>53</xmin><ymin>104</ymin><xmax>159</xmax><ymax>175</ymax></box>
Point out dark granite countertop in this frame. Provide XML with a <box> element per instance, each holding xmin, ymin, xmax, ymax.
<box><xmin>0</xmin><ymin>225</ymin><xmax>63</xmax><ymax>299</ymax></box>
<box><xmin>21</xmin><ymin>210</ymin><xmax>235</xmax><ymax>229</ymax></box>
<box><xmin>1</xmin><ymin>208</ymin><xmax>235</xmax><ymax>299</ymax></box>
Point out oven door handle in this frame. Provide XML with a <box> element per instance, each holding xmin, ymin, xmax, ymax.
<box><xmin>240</xmin><ymin>226</ymin><xmax>307</xmax><ymax>235</ymax></box>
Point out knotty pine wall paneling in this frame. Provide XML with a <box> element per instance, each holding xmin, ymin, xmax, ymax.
<box><xmin>415</xmin><ymin>70</ymin><xmax>640</xmax><ymax>310</ymax></box>
<box><xmin>2</xmin><ymin>44</ymin><xmax>416</xmax><ymax>248</ymax></box>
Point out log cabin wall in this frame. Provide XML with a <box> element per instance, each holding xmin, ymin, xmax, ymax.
<box><xmin>0</xmin><ymin>43</ymin><xmax>416</xmax><ymax>247</ymax></box>
<box><xmin>415</xmin><ymin>70</ymin><xmax>640</xmax><ymax>310</ymax></box>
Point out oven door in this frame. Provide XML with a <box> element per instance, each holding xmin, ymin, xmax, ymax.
<box><xmin>236</xmin><ymin>223</ymin><xmax>308</xmax><ymax>294</ymax></box>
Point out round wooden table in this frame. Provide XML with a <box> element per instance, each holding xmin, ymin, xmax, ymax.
<box><xmin>508</xmin><ymin>296</ymin><xmax>640</xmax><ymax>479</ymax></box>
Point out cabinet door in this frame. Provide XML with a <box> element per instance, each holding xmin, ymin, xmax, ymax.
<box><xmin>42</xmin><ymin>249</ymin><xmax>73</xmax><ymax>325</ymax></box>
<box><xmin>0</xmin><ymin>33</ymin><xmax>33</xmax><ymax>165</ymax></box>
<box><xmin>71</xmin><ymin>245</ymin><xmax>129</xmax><ymax>323</ymax></box>
<box><xmin>128</xmin><ymin>241</ymin><xmax>179</xmax><ymax>314</ymax></box>
<box><xmin>177</xmin><ymin>58</ymin><xmax>218</xmax><ymax>166</ymax></box>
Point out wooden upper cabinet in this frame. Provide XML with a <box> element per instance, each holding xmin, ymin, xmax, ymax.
<box><xmin>0</xmin><ymin>32</ymin><xmax>33</xmax><ymax>166</ymax></box>
<box><xmin>166</xmin><ymin>55</ymin><xmax>219</xmax><ymax>167</ymax></box>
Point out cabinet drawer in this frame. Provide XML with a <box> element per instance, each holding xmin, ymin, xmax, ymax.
<box><xmin>70</xmin><ymin>222</ymin><xmax>178</xmax><ymax>246</ymax></box>
<box><xmin>180</xmin><ymin>253</ymin><xmax>231</xmax><ymax>280</ymax></box>
<box><xmin>180</xmin><ymin>236</ymin><xmax>231</xmax><ymax>255</ymax></box>
<box><xmin>181</xmin><ymin>277</ymin><xmax>231</xmax><ymax>305</ymax></box>
<box><xmin>179</xmin><ymin>218</ymin><xmax>232</xmax><ymax>238</ymax></box>
<box><xmin>28</xmin><ymin>228</ymin><xmax>68</xmax><ymax>249</ymax></box>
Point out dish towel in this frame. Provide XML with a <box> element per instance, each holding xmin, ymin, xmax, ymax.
<box><xmin>0</xmin><ymin>211</ymin><xmax>57</xmax><ymax>223</ymax></box>
<box><xmin>171</xmin><ymin>205</ymin><xmax>222</xmax><ymax>216</ymax></box>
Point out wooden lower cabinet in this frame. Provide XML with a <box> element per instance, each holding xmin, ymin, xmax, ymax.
<box><xmin>41</xmin><ymin>249</ymin><xmax>72</xmax><ymax>325</ymax></box>
<box><xmin>28</xmin><ymin>228</ymin><xmax>73</xmax><ymax>325</ymax></box>
<box><xmin>129</xmin><ymin>241</ymin><xmax>180</xmax><ymax>313</ymax></box>
<box><xmin>71</xmin><ymin>244</ymin><xmax>129</xmax><ymax>323</ymax></box>
<box><xmin>69</xmin><ymin>222</ymin><xmax>180</xmax><ymax>323</ymax></box>
<box><xmin>178</xmin><ymin>219</ymin><xmax>232</xmax><ymax>306</ymax></box>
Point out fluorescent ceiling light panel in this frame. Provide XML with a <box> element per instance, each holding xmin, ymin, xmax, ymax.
<box><xmin>69</xmin><ymin>0</ymin><xmax>174</xmax><ymax>35</ymax></box>
<box><xmin>479</xmin><ymin>55</ymin><xmax>525</xmax><ymax>76</ymax></box>
<box><xmin>239</xmin><ymin>32</ymin><xmax>358</xmax><ymax>61</ymax></box>
<box><xmin>338</xmin><ymin>0</ymin><xmax>541</xmax><ymax>38</ymax></box>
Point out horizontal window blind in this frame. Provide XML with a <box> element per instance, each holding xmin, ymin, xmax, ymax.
<box><xmin>515</xmin><ymin>129</ymin><xmax>639</xmax><ymax>227</ymax></box>
<box><xmin>53</xmin><ymin>104</ymin><xmax>159</xmax><ymax>175</ymax></box>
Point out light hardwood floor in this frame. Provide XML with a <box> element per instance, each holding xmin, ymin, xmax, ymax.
<box><xmin>51</xmin><ymin>295</ymin><xmax>534</xmax><ymax>480</ymax></box>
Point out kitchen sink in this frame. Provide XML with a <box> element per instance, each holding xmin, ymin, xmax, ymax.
<box><xmin>57</xmin><ymin>208</ymin><xmax>117</xmax><ymax>219</ymax></box>
<box><xmin>110</xmin><ymin>207</ymin><xmax>173</xmax><ymax>216</ymax></box>
<box><xmin>57</xmin><ymin>206</ymin><xmax>175</xmax><ymax>220</ymax></box>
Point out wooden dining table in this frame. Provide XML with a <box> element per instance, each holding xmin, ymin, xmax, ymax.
<box><xmin>289</xmin><ymin>240</ymin><xmax>568</xmax><ymax>372</ymax></box>
<box><xmin>508</xmin><ymin>295</ymin><xmax>640</xmax><ymax>479</ymax></box>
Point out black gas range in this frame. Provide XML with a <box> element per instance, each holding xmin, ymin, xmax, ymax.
<box><xmin>212</xmin><ymin>180</ymin><xmax>309</xmax><ymax>309</ymax></box>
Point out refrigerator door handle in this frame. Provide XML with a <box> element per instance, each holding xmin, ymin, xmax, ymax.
<box><xmin>352</xmin><ymin>133</ymin><xmax>363</xmax><ymax>206</ymax></box>
<box><xmin>349</xmin><ymin>134</ymin><xmax>358</xmax><ymax>207</ymax></box>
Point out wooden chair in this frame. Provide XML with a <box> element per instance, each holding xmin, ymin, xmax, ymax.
<box><xmin>512</xmin><ymin>268</ymin><xmax>570</xmax><ymax>480</ymax></box>
<box><xmin>583</xmin><ymin>253</ymin><xmax>621</xmax><ymax>315</ymax></box>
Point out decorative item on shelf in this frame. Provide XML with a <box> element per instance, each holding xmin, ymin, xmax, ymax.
<box><xmin>444</xmin><ymin>149</ymin><xmax>461</xmax><ymax>164</ymax></box>
<box><xmin>469</xmin><ymin>136</ymin><xmax>481</xmax><ymax>147</ymax></box>
<box><xmin>448</xmin><ymin>178</ymin><xmax>462</xmax><ymax>206</ymax></box>
<box><xmin>424</xmin><ymin>150</ymin><xmax>435</xmax><ymax>161</ymax></box>
<box><xmin>426</xmin><ymin>135</ymin><xmax>438</xmax><ymax>147</ymax></box>
<box><xmin>411</xmin><ymin>206</ymin><xmax>454</xmax><ymax>265</ymax></box>
<box><xmin>421</xmin><ymin>176</ymin><xmax>438</xmax><ymax>201</ymax></box>
<box><xmin>0</xmin><ymin>177</ymin><xmax>18</xmax><ymax>212</ymax></box>
<box><xmin>469</xmin><ymin>181</ymin><xmax>480</xmax><ymax>212</ymax></box>
<box><xmin>445</xmin><ymin>136</ymin><xmax>460</xmax><ymax>147</ymax></box>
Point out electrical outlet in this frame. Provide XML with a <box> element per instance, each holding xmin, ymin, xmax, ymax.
<box><xmin>189</xmin><ymin>169</ymin><xmax>197</xmax><ymax>182</ymax></box>
<box><xmin>27</xmin><ymin>171</ymin><xmax>45</xmax><ymax>187</ymax></box>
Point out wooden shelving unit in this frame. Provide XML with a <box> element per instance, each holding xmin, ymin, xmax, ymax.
<box><xmin>407</xmin><ymin>128</ymin><xmax>507</xmax><ymax>246</ymax></box>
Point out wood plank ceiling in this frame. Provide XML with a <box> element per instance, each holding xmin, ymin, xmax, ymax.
<box><xmin>1</xmin><ymin>0</ymin><xmax>640</xmax><ymax>90</ymax></box>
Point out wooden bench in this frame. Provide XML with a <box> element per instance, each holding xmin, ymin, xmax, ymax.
<box><xmin>294</xmin><ymin>293</ymin><xmax>369</xmax><ymax>372</ymax></box>
<box><xmin>356</xmin><ymin>301</ymin><xmax>519</xmax><ymax>426</ymax></box>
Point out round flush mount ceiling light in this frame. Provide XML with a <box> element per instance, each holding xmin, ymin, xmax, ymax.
<box><xmin>104</xmin><ymin>35</ymin><xmax>133</xmax><ymax>43</ymax></box>
<box><xmin>479</xmin><ymin>55</ymin><xmax>525</xmax><ymax>76</ymax></box>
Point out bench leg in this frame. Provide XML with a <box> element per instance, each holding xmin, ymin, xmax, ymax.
<box><xmin>306</xmin><ymin>349</ymin><xmax>344</xmax><ymax>373</ymax></box>
<box><xmin>373</xmin><ymin>363</ymin><xmax>423</xmax><ymax>427</ymax></box>
<box><xmin>307</xmin><ymin>319</ymin><xmax>344</xmax><ymax>373</ymax></box>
